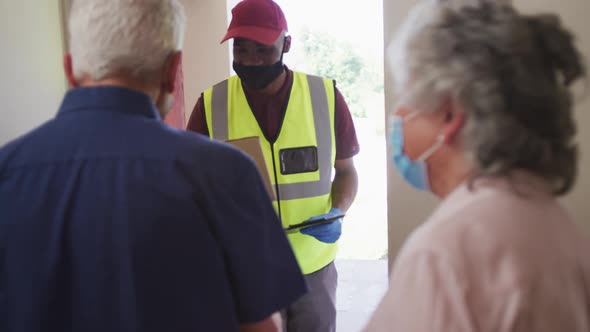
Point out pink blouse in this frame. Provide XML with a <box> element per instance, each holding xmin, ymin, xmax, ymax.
<box><xmin>365</xmin><ymin>175</ymin><xmax>590</xmax><ymax>332</ymax></box>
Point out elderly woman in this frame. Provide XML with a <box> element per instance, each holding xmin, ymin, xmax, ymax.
<box><xmin>365</xmin><ymin>1</ymin><xmax>589</xmax><ymax>331</ymax></box>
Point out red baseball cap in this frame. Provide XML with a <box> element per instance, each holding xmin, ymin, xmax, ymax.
<box><xmin>221</xmin><ymin>0</ymin><xmax>288</xmax><ymax>46</ymax></box>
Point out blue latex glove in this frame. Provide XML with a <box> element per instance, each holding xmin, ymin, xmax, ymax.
<box><xmin>300</xmin><ymin>207</ymin><xmax>344</xmax><ymax>244</ymax></box>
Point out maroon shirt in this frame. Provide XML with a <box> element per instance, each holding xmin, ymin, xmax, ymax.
<box><xmin>186</xmin><ymin>67</ymin><xmax>360</xmax><ymax>160</ymax></box>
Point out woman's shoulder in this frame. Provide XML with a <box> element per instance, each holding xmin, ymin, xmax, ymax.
<box><xmin>399</xmin><ymin>176</ymin><xmax>580</xmax><ymax>280</ymax></box>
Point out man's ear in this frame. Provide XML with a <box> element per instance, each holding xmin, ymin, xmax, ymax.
<box><xmin>163</xmin><ymin>51</ymin><xmax>182</xmax><ymax>93</ymax></box>
<box><xmin>63</xmin><ymin>53</ymin><xmax>79</xmax><ymax>88</ymax></box>
<box><xmin>283</xmin><ymin>35</ymin><xmax>291</xmax><ymax>54</ymax></box>
<box><xmin>441</xmin><ymin>97</ymin><xmax>465</xmax><ymax>144</ymax></box>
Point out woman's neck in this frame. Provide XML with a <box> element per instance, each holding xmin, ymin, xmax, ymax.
<box><xmin>429</xmin><ymin>149</ymin><xmax>473</xmax><ymax>199</ymax></box>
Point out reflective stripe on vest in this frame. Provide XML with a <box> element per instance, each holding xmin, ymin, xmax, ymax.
<box><xmin>209</xmin><ymin>75</ymin><xmax>332</xmax><ymax>200</ymax></box>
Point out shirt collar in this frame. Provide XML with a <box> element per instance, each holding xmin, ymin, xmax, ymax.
<box><xmin>57</xmin><ymin>86</ymin><xmax>161</xmax><ymax>120</ymax></box>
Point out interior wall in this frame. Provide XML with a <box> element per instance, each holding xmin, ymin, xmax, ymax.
<box><xmin>180</xmin><ymin>0</ymin><xmax>231</xmax><ymax>119</ymax></box>
<box><xmin>0</xmin><ymin>1</ymin><xmax>67</xmax><ymax>145</ymax></box>
<box><xmin>384</xmin><ymin>0</ymin><xmax>590</xmax><ymax>271</ymax></box>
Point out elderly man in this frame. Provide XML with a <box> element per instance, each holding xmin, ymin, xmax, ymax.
<box><xmin>0</xmin><ymin>1</ymin><xmax>305</xmax><ymax>331</ymax></box>
<box><xmin>187</xmin><ymin>1</ymin><xmax>359</xmax><ymax>330</ymax></box>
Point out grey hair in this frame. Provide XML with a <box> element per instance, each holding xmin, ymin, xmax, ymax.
<box><xmin>68</xmin><ymin>0</ymin><xmax>186</xmax><ymax>81</ymax></box>
<box><xmin>389</xmin><ymin>0</ymin><xmax>586</xmax><ymax>195</ymax></box>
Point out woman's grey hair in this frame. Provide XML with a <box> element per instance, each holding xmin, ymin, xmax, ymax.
<box><xmin>389</xmin><ymin>0</ymin><xmax>586</xmax><ymax>195</ymax></box>
<box><xmin>68</xmin><ymin>0</ymin><xmax>186</xmax><ymax>82</ymax></box>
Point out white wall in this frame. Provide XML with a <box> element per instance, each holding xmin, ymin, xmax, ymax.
<box><xmin>0</xmin><ymin>1</ymin><xmax>67</xmax><ymax>145</ymax></box>
<box><xmin>180</xmin><ymin>0</ymin><xmax>231</xmax><ymax>116</ymax></box>
<box><xmin>384</xmin><ymin>0</ymin><xmax>590</xmax><ymax>270</ymax></box>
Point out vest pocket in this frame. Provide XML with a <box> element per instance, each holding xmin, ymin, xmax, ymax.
<box><xmin>279</xmin><ymin>146</ymin><xmax>318</xmax><ymax>175</ymax></box>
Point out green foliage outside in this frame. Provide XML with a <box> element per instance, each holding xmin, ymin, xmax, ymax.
<box><xmin>297</xmin><ymin>28</ymin><xmax>383</xmax><ymax>118</ymax></box>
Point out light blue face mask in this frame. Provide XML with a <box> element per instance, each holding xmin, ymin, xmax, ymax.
<box><xmin>390</xmin><ymin>113</ymin><xmax>444</xmax><ymax>191</ymax></box>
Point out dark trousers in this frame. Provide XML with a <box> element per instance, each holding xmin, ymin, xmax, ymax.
<box><xmin>281</xmin><ymin>262</ymin><xmax>338</xmax><ymax>332</ymax></box>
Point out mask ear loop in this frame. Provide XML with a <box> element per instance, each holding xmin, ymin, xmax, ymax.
<box><xmin>416</xmin><ymin>134</ymin><xmax>445</xmax><ymax>162</ymax></box>
<box><xmin>402</xmin><ymin>111</ymin><xmax>421</xmax><ymax>123</ymax></box>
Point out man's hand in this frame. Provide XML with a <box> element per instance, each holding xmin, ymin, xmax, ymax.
<box><xmin>300</xmin><ymin>207</ymin><xmax>344</xmax><ymax>243</ymax></box>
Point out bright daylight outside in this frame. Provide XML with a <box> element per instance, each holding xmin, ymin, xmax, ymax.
<box><xmin>227</xmin><ymin>0</ymin><xmax>388</xmax><ymax>261</ymax></box>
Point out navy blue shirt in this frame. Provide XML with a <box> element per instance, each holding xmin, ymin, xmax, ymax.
<box><xmin>0</xmin><ymin>86</ymin><xmax>306</xmax><ymax>332</ymax></box>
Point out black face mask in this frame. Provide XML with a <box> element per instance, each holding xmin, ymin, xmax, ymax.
<box><xmin>233</xmin><ymin>59</ymin><xmax>284</xmax><ymax>91</ymax></box>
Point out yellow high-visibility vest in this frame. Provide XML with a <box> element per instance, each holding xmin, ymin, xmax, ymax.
<box><xmin>203</xmin><ymin>71</ymin><xmax>337</xmax><ymax>274</ymax></box>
